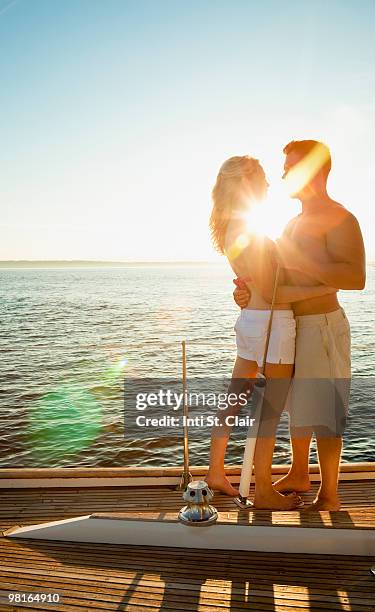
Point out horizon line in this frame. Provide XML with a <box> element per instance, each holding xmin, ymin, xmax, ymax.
<box><xmin>0</xmin><ymin>259</ymin><xmax>221</xmax><ymax>267</ymax></box>
<box><xmin>1</xmin><ymin>259</ymin><xmax>374</xmax><ymax>268</ymax></box>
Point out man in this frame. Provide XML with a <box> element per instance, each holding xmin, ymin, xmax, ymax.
<box><xmin>234</xmin><ymin>140</ymin><xmax>365</xmax><ymax>510</ymax></box>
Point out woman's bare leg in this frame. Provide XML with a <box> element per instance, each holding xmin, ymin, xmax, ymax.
<box><xmin>252</xmin><ymin>363</ymin><xmax>301</xmax><ymax>509</ymax></box>
<box><xmin>205</xmin><ymin>356</ymin><xmax>258</xmax><ymax>496</ymax></box>
<box><xmin>205</xmin><ymin>359</ymin><xmax>301</xmax><ymax>509</ymax></box>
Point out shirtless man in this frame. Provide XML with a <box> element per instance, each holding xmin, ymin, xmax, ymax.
<box><xmin>234</xmin><ymin>140</ymin><xmax>366</xmax><ymax>510</ymax></box>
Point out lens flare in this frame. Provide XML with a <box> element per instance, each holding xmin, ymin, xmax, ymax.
<box><xmin>225</xmin><ymin>231</ymin><xmax>250</xmax><ymax>260</ymax></box>
<box><xmin>284</xmin><ymin>143</ymin><xmax>330</xmax><ymax>196</ymax></box>
<box><xmin>104</xmin><ymin>355</ymin><xmax>129</xmax><ymax>384</ymax></box>
<box><xmin>27</xmin><ymin>385</ymin><xmax>102</xmax><ymax>464</ymax></box>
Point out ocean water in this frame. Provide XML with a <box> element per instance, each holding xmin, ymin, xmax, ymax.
<box><xmin>1</xmin><ymin>263</ymin><xmax>374</xmax><ymax>468</ymax></box>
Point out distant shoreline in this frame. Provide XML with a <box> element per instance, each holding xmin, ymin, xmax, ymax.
<box><xmin>0</xmin><ymin>260</ymin><xmax>221</xmax><ymax>269</ymax></box>
<box><xmin>0</xmin><ymin>260</ymin><xmax>373</xmax><ymax>270</ymax></box>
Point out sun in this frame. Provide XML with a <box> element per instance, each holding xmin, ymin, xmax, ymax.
<box><xmin>244</xmin><ymin>183</ymin><xmax>297</xmax><ymax>240</ymax></box>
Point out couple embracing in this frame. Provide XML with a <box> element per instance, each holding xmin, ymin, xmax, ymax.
<box><xmin>206</xmin><ymin>139</ymin><xmax>366</xmax><ymax>511</ymax></box>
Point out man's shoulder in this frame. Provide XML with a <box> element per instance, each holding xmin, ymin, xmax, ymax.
<box><xmin>283</xmin><ymin>214</ymin><xmax>302</xmax><ymax>234</ymax></box>
<box><xmin>327</xmin><ymin>199</ymin><xmax>350</xmax><ymax>215</ymax></box>
<box><xmin>326</xmin><ymin>200</ymin><xmax>358</xmax><ymax>225</ymax></box>
<box><xmin>324</xmin><ymin>201</ymin><xmax>363</xmax><ymax>245</ymax></box>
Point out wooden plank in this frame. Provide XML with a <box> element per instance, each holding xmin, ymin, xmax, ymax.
<box><xmin>0</xmin><ymin>481</ymin><xmax>374</xmax><ymax>533</ymax></box>
<box><xmin>0</xmin><ymin>576</ymin><xmax>373</xmax><ymax>607</ymax></box>
<box><xmin>0</xmin><ymin>544</ymin><xmax>373</xmax><ymax>582</ymax></box>
<box><xmin>1</xmin><ymin>545</ymin><xmax>374</xmax><ymax>581</ymax></box>
<box><xmin>0</xmin><ymin>566</ymin><xmax>373</xmax><ymax>599</ymax></box>
<box><xmin>0</xmin><ymin>576</ymin><xmax>373</xmax><ymax>610</ymax></box>
<box><xmin>87</xmin><ymin>509</ymin><xmax>375</xmax><ymax>529</ymax></box>
<box><xmin>0</xmin><ymin>543</ymin><xmax>373</xmax><ymax>611</ymax></box>
<box><xmin>0</xmin><ymin>480</ymin><xmax>373</xmax><ymax>501</ymax></box>
<box><xmin>0</xmin><ymin>539</ymin><xmax>373</xmax><ymax>612</ymax></box>
<box><xmin>1</xmin><ymin>461</ymin><xmax>373</xmax><ymax>479</ymax></box>
<box><xmin>3</xmin><ymin>471</ymin><xmax>375</xmax><ymax>489</ymax></box>
<box><xmin>1</xmin><ymin>553</ymin><xmax>373</xmax><ymax>582</ymax></box>
<box><xmin>0</xmin><ymin>480</ymin><xmax>372</xmax><ymax>501</ymax></box>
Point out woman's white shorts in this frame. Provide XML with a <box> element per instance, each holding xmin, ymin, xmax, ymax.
<box><xmin>235</xmin><ymin>309</ymin><xmax>296</xmax><ymax>366</ymax></box>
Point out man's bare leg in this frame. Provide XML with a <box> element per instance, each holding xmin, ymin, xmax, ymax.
<box><xmin>274</xmin><ymin>431</ymin><xmax>312</xmax><ymax>493</ymax></box>
<box><xmin>306</xmin><ymin>436</ymin><xmax>342</xmax><ymax>511</ymax></box>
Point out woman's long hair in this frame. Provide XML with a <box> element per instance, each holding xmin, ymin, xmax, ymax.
<box><xmin>209</xmin><ymin>155</ymin><xmax>266</xmax><ymax>254</ymax></box>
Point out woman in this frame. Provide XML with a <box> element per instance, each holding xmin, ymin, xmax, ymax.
<box><xmin>205</xmin><ymin>155</ymin><xmax>336</xmax><ymax>509</ymax></box>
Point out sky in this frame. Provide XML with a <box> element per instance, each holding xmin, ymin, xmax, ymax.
<box><xmin>1</xmin><ymin>0</ymin><xmax>375</xmax><ymax>261</ymax></box>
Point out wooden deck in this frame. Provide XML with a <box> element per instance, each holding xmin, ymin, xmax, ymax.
<box><xmin>1</xmin><ymin>480</ymin><xmax>375</xmax><ymax>532</ymax></box>
<box><xmin>1</xmin><ymin>468</ymin><xmax>374</xmax><ymax>611</ymax></box>
<box><xmin>1</xmin><ymin>537</ymin><xmax>374</xmax><ymax>611</ymax></box>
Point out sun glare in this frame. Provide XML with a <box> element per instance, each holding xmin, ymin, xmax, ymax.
<box><xmin>244</xmin><ymin>184</ymin><xmax>296</xmax><ymax>240</ymax></box>
<box><xmin>284</xmin><ymin>143</ymin><xmax>330</xmax><ymax>196</ymax></box>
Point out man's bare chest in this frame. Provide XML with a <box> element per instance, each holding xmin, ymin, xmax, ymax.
<box><xmin>289</xmin><ymin>215</ymin><xmax>330</xmax><ymax>262</ymax></box>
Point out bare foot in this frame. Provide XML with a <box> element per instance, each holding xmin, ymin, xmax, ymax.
<box><xmin>204</xmin><ymin>473</ymin><xmax>239</xmax><ymax>497</ymax></box>
<box><xmin>274</xmin><ymin>472</ymin><xmax>311</xmax><ymax>493</ymax></box>
<box><xmin>305</xmin><ymin>496</ymin><xmax>341</xmax><ymax>511</ymax></box>
<box><xmin>253</xmin><ymin>489</ymin><xmax>303</xmax><ymax>510</ymax></box>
